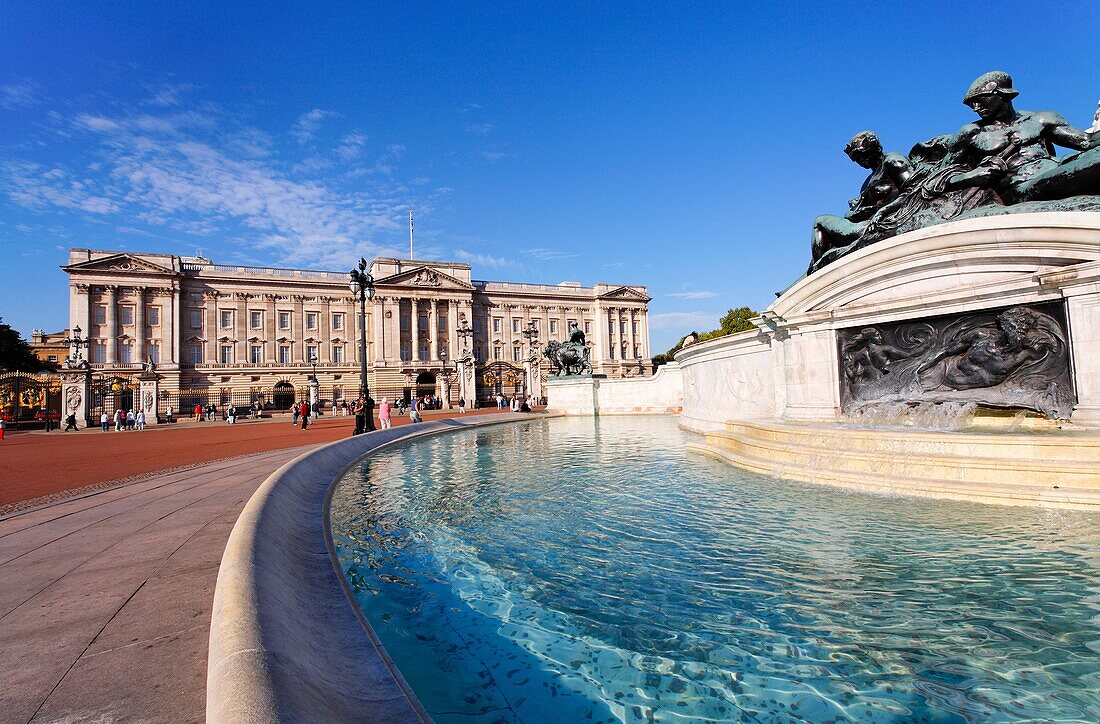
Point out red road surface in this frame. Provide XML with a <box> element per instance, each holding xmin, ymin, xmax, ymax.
<box><xmin>0</xmin><ymin>408</ymin><xmax>504</xmax><ymax>507</ymax></box>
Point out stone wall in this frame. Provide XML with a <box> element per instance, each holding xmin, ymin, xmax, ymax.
<box><xmin>545</xmin><ymin>362</ymin><xmax>683</xmax><ymax>416</ymax></box>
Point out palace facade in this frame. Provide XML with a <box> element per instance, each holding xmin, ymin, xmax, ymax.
<box><xmin>61</xmin><ymin>249</ymin><xmax>651</xmax><ymax>410</ymax></box>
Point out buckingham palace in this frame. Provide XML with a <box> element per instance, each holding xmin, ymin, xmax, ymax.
<box><xmin>60</xmin><ymin>248</ymin><xmax>652</xmax><ymax>415</ymax></box>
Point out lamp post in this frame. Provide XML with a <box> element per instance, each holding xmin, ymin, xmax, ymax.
<box><xmin>349</xmin><ymin>257</ymin><xmax>376</xmax><ymax>431</ymax></box>
<box><xmin>62</xmin><ymin>326</ymin><xmax>90</xmax><ymax>366</ymax></box>
<box><xmin>307</xmin><ymin>352</ymin><xmax>320</xmax><ymax>410</ymax></box>
<box><xmin>438</xmin><ymin>348</ymin><xmax>456</xmax><ymax>409</ymax></box>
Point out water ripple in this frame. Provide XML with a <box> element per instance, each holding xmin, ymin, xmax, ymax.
<box><xmin>330</xmin><ymin>416</ymin><xmax>1100</xmax><ymax>722</ymax></box>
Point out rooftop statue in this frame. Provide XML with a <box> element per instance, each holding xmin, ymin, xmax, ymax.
<box><xmin>809</xmin><ymin>72</ymin><xmax>1100</xmax><ymax>274</ymax></box>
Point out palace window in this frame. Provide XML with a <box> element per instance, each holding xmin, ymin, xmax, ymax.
<box><xmin>549</xmin><ymin>319</ymin><xmax>558</xmax><ymax>335</ymax></box>
<box><xmin>632</xmin><ymin>321</ymin><xmax>638</xmax><ymax>335</ymax></box>
<box><xmin>92</xmin><ymin>342</ymin><xmax>106</xmax><ymax>363</ymax></box>
<box><xmin>307</xmin><ymin>345</ymin><xmax>318</xmax><ymax>362</ymax></box>
<box><xmin>120</xmin><ymin>341</ymin><xmax>133</xmax><ymax>364</ymax></box>
<box><xmin>584</xmin><ymin>321</ymin><xmax>592</xmax><ymax>334</ymax></box>
<box><xmin>148</xmin><ymin>343</ymin><xmax>160</xmax><ymax>364</ymax></box>
<box><xmin>332</xmin><ymin>345</ymin><xmax>344</xmax><ymax>364</ymax></box>
<box><xmin>512</xmin><ymin>346</ymin><xmax>521</xmax><ymax>362</ymax></box>
<box><xmin>279</xmin><ymin>345</ymin><xmax>291</xmax><ymax>364</ymax></box>
<box><xmin>187</xmin><ymin>344</ymin><xmax>202</xmax><ymax>364</ymax></box>
<box><xmin>278</xmin><ymin>312</ymin><xmax>291</xmax><ymax>330</ymax></box>
<box><xmin>493</xmin><ymin>317</ymin><xmax>502</xmax><ymax>334</ymax></box>
<box><xmin>400</xmin><ymin>314</ymin><xmax>409</xmax><ymax>332</ymax></box>
<box><xmin>220</xmin><ymin>345</ymin><xmax>233</xmax><ymax>364</ymax></box>
<box><xmin>438</xmin><ymin>314</ymin><xmax>446</xmax><ymax>332</ymax></box>
<box><xmin>332</xmin><ymin>313</ymin><xmax>344</xmax><ymax>331</ymax></box>
<box><xmin>306</xmin><ymin>312</ymin><xmax>318</xmax><ymax>330</ymax></box>
<box><xmin>119</xmin><ymin>306</ymin><xmax>134</xmax><ymax>326</ymax></box>
<box><xmin>220</xmin><ymin>310</ymin><xmax>233</xmax><ymax>329</ymax></box>
<box><xmin>635</xmin><ymin>344</ymin><xmax>641</xmax><ymax>359</ymax></box>
<box><xmin>493</xmin><ymin>346</ymin><xmax>502</xmax><ymax>360</ymax></box>
<box><xmin>620</xmin><ymin>321</ymin><xmax>627</xmax><ymax>334</ymax></box>
<box><xmin>609</xmin><ymin>320</ymin><xmax>615</xmax><ymax>336</ymax></box>
<box><xmin>400</xmin><ymin>344</ymin><xmax>411</xmax><ymax>362</ymax></box>
<box><xmin>189</xmin><ymin>309</ymin><xmax>202</xmax><ymax>329</ymax></box>
<box><xmin>418</xmin><ymin>314</ymin><xmax>428</xmax><ymax>332</ymax></box>
<box><xmin>250</xmin><ymin>311</ymin><xmax>262</xmax><ymax>329</ymax></box>
<box><xmin>47</xmin><ymin>355</ymin><xmax>57</xmax><ymax>362</ymax></box>
<box><xmin>512</xmin><ymin>318</ymin><xmax>521</xmax><ymax>333</ymax></box>
<box><xmin>474</xmin><ymin>344</ymin><xmax>483</xmax><ymax>361</ymax></box>
<box><xmin>148</xmin><ymin>307</ymin><xmax>160</xmax><ymax>326</ymax></box>
<box><xmin>250</xmin><ymin>345</ymin><xmax>263</xmax><ymax>364</ymax></box>
<box><xmin>93</xmin><ymin>306</ymin><xmax>107</xmax><ymax>325</ymax></box>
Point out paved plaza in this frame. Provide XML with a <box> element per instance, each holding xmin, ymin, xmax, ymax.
<box><xmin>0</xmin><ymin>408</ymin><xmax>511</xmax><ymax>722</ymax></box>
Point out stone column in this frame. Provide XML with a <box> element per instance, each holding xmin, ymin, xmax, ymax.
<box><xmin>319</xmin><ymin>297</ymin><xmax>331</xmax><ymax>363</ymax></box>
<box><xmin>204</xmin><ymin>292</ymin><xmax>219</xmax><ymax>363</ymax></box>
<box><xmin>265</xmin><ymin>294</ymin><xmax>278</xmax><ymax>363</ymax></box>
<box><xmin>447</xmin><ymin>300</ymin><xmax>459</xmax><ymax>358</ymax></box>
<box><xmin>170</xmin><ymin>285</ymin><xmax>181</xmax><ymax>367</ymax></box>
<box><xmin>104</xmin><ymin>285</ymin><xmax>119</xmax><ymax>364</ymax></box>
<box><xmin>235</xmin><ymin>293</ymin><xmax>248</xmax><ymax>363</ymax></box>
<box><xmin>72</xmin><ymin>284</ymin><xmax>91</xmax><ymax>349</ymax></box>
<box><xmin>429</xmin><ymin>299</ymin><xmax>439</xmax><ymax>361</ymax></box>
<box><xmin>292</xmin><ymin>295</ymin><xmax>306</xmax><ymax>362</ymax></box>
<box><xmin>372</xmin><ymin>297</ymin><xmax>385</xmax><ymax>364</ymax></box>
<box><xmin>628</xmin><ymin>308</ymin><xmax>637</xmax><ymax>359</ymax></box>
<box><xmin>134</xmin><ymin>287</ymin><xmax>147</xmax><ymax>363</ymax></box>
<box><xmin>410</xmin><ymin>297</ymin><xmax>419</xmax><ymax>362</ymax></box>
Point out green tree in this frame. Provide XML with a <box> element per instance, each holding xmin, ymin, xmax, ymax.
<box><xmin>651</xmin><ymin>306</ymin><xmax>758</xmax><ymax>371</ymax></box>
<box><xmin>0</xmin><ymin>318</ymin><xmax>55</xmax><ymax>372</ymax></box>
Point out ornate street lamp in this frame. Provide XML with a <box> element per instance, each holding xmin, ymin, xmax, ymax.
<box><xmin>349</xmin><ymin>257</ymin><xmax>376</xmax><ymax>431</ymax></box>
<box><xmin>521</xmin><ymin>320</ymin><xmax>539</xmax><ymax>401</ymax></box>
<box><xmin>62</xmin><ymin>326</ymin><xmax>90</xmax><ymax>367</ymax></box>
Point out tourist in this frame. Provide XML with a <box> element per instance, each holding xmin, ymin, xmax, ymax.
<box><xmin>126</xmin><ymin>410</ymin><xmax>136</xmax><ymax>430</ymax></box>
<box><xmin>299</xmin><ymin>400</ymin><xmax>310</xmax><ymax>430</ymax></box>
<box><xmin>520</xmin><ymin>397</ymin><xmax>531</xmax><ymax>413</ymax></box>
<box><xmin>409</xmin><ymin>395</ymin><xmax>422</xmax><ymax>423</ymax></box>
<box><xmin>209</xmin><ymin>404</ymin><xmax>218</xmax><ymax>422</ymax></box>
<box><xmin>341</xmin><ymin>400</ymin><xmax>349</xmax><ymax>416</ymax></box>
<box><xmin>114</xmin><ymin>409</ymin><xmax>124</xmax><ymax>431</ymax></box>
<box><xmin>292</xmin><ymin>402</ymin><xmax>299</xmax><ymax>426</ymax></box>
<box><xmin>101</xmin><ymin>411</ymin><xmax>109</xmax><ymax>432</ymax></box>
<box><xmin>136</xmin><ymin>410</ymin><xmax>146</xmax><ymax>430</ymax></box>
<box><xmin>194</xmin><ymin>403</ymin><xmax>202</xmax><ymax>420</ymax></box>
<box><xmin>64</xmin><ymin>412</ymin><xmax>78</xmax><ymax>431</ymax></box>
<box><xmin>379</xmin><ymin>397</ymin><xmax>392</xmax><ymax>429</ymax></box>
<box><xmin>352</xmin><ymin>396</ymin><xmax>366</xmax><ymax>435</ymax></box>
<box><xmin>166</xmin><ymin>406</ymin><xmax>174</xmax><ymax>423</ymax></box>
<box><xmin>227</xmin><ymin>405</ymin><xmax>236</xmax><ymax>424</ymax></box>
<box><xmin>458</xmin><ymin>397</ymin><xmax>466</xmax><ymax>414</ymax></box>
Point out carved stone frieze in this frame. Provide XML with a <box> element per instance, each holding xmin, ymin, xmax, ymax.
<box><xmin>837</xmin><ymin>302</ymin><xmax>1075</xmax><ymax>419</ymax></box>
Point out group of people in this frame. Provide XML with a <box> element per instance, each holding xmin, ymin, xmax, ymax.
<box><xmin>493</xmin><ymin>394</ymin><xmax>533</xmax><ymax>412</ymax></box>
<box><xmin>99</xmin><ymin>408</ymin><xmax>147</xmax><ymax>431</ymax></box>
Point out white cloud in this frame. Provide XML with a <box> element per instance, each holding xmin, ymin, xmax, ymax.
<box><xmin>480</xmin><ymin>151</ymin><xmax>510</xmax><ymax>162</ymax></box>
<box><xmin>453</xmin><ymin>249</ymin><xmax>512</xmax><ymax>268</ymax></box>
<box><xmin>667</xmin><ymin>290</ymin><xmax>720</xmax><ymax>300</ymax></box>
<box><xmin>0</xmin><ymin>82</ymin><xmax>42</xmax><ymax>109</ymax></box>
<box><xmin>291</xmin><ymin>108</ymin><xmax>338</xmax><ymax>143</ymax></box>
<box><xmin>523</xmin><ymin>248</ymin><xmax>576</xmax><ymax>261</ymax></box>
<box><xmin>465</xmin><ymin>122</ymin><xmax>495</xmax><ymax>135</ymax></box>
<box><xmin>336</xmin><ymin>132</ymin><xmax>367</xmax><ymax>161</ymax></box>
<box><xmin>648</xmin><ymin>311</ymin><xmax>719</xmax><ymax>331</ymax></box>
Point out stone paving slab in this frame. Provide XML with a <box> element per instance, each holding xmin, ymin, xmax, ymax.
<box><xmin>0</xmin><ymin>444</ymin><xmax>317</xmax><ymax>723</ymax></box>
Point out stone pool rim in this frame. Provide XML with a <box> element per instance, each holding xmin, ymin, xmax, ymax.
<box><xmin>206</xmin><ymin>412</ymin><xmax>537</xmax><ymax>723</ymax></box>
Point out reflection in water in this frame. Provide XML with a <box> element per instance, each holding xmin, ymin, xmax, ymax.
<box><xmin>329</xmin><ymin>416</ymin><xmax>1100</xmax><ymax>722</ymax></box>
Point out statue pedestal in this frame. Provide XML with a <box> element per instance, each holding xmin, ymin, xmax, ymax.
<box><xmin>138</xmin><ymin>373</ymin><xmax>159</xmax><ymax>425</ymax></box>
<box><xmin>545</xmin><ymin>374</ymin><xmax>607</xmax><ymax>416</ymax></box>
<box><xmin>61</xmin><ymin>365</ymin><xmax>92</xmax><ymax>428</ymax></box>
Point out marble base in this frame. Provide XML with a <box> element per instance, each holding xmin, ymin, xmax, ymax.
<box><xmin>690</xmin><ymin>418</ymin><xmax>1100</xmax><ymax>510</ymax></box>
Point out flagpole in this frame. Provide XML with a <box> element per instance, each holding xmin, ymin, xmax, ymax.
<box><xmin>409</xmin><ymin>210</ymin><xmax>414</xmax><ymax>260</ymax></box>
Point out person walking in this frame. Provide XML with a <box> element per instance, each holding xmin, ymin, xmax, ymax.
<box><xmin>166</xmin><ymin>406</ymin><xmax>174</xmax><ymax>424</ymax></box>
<box><xmin>292</xmin><ymin>401</ymin><xmax>299</xmax><ymax>427</ymax></box>
<box><xmin>64</xmin><ymin>412</ymin><xmax>78</xmax><ymax>431</ymax></box>
<box><xmin>458</xmin><ymin>397</ymin><xmax>466</xmax><ymax>414</ymax></box>
<box><xmin>379</xmin><ymin>397</ymin><xmax>392</xmax><ymax>429</ymax></box>
<box><xmin>136</xmin><ymin>409</ymin><xmax>146</xmax><ymax>430</ymax></box>
<box><xmin>101</xmin><ymin>411</ymin><xmax>109</xmax><ymax>432</ymax></box>
<box><xmin>126</xmin><ymin>409</ymin><xmax>136</xmax><ymax>430</ymax></box>
<box><xmin>227</xmin><ymin>405</ymin><xmax>236</xmax><ymax>424</ymax></box>
<box><xmin>114</xmin><ymin>408</ymin><xmax>124</xmax><ymax>431</ymax></box>
<box><xmin>409</xmin><ymin>395</ymin><xmax>422</xmax><ymax>423</ymax></box>
<box><xmin>299</xmin><ymin>400</ymin><xmax>310</xmax><ymax>430</ymax></box>
<box><xmin>194</xmin><ymin>403</ymin><xmax>202</xmax><ymax>421</ymax></box>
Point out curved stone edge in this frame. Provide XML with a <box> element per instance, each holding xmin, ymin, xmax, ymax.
<box><xmin>207</xmin><ymin>413</ymin><xmax>538</xmax><ymax>723</ymax></box>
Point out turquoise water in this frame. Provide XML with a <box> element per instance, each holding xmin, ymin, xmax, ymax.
<box><xmin>329</xmin><ymin>416</ymin><xmax>1100</xmax><ymax>722</ymax></box>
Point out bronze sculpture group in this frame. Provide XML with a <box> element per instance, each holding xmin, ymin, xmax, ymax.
<box><xmin>810</xmin><ymin>71</ymin><xmax>1100</xmax><ymax>274</ymax></box>
<box><xmin>542</xmin><ymin>321</ymin><xmax>592</xmax><ymax>376</ymax></box>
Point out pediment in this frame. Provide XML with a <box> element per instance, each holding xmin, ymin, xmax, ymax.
<box><xmin>64</xmin><ymin>253</ymin><xmax>177</xmax><ymax>276</ymax></box>
<box><xmin>599</xmin><ymin>286</ymin><xmax>650</xmax><ymax>302</ymax></box>
<box><xmin>376</xmin><ymin>266</ymin><xmax>474</xmax><ymax>291</ymax></box>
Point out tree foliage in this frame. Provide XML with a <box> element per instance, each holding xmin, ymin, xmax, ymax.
<box><xmin>0</xmin><ymin>318</ymin><xmax>55</xmax><ymax>372</ymax></box>
<box><xmin>651</xmin><ymin>306</ymin><xmax>758</xmax><ymax>370</ymax></box>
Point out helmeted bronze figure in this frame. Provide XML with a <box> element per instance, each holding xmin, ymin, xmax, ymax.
<box><xmin>808</xmin><ymin>71</ymin><xmax>1100</xmax><ymax>274</ymax></box>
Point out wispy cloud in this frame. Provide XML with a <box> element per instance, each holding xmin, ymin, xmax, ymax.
<box><xmin>336</xmin><ymin>132</ymin><xmax>367</xmax><ymax>161</ymax></box>
<box><xmin>465</xmin><ymin>122</ymin><xmax>495</xmax><ymax>135</ymax></box>
<box><xmin>667</xmin><ymin>290</ymin><xmax>719</xmax><ymax>300</ymax></box>
<box><xmin>523</xmin><ymin>248</ymin><xmax>576</xmax><ymax>262</ymax></box>
<box><xmin>480</xmin><ymin>151</ymin><xmax>510</xmax><ymax>162</ymax></box>
<box><xmin>453</xmin><ymin>249</ymin><xmax>512</xmax><ymax>268</ymax></box>
<box><xmin>0</xmin><ymin>82</ymin><xmax>43</xmax><ymax>109</ymax></box>
<box><xmin>145</xmin><ymin>83</ymin><xmax>198</xmax><ymax>108</ymax></box>
<box><xmin>291</xmin><ymin>108</ymin><xmax>338</xmax><ymax>143</ymax></box>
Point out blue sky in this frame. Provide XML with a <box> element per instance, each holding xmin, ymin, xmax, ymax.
<box><xmin>1</xmin><ymin>2</ymin><xmax>1097</xmax><ymax>353</ymax></box>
